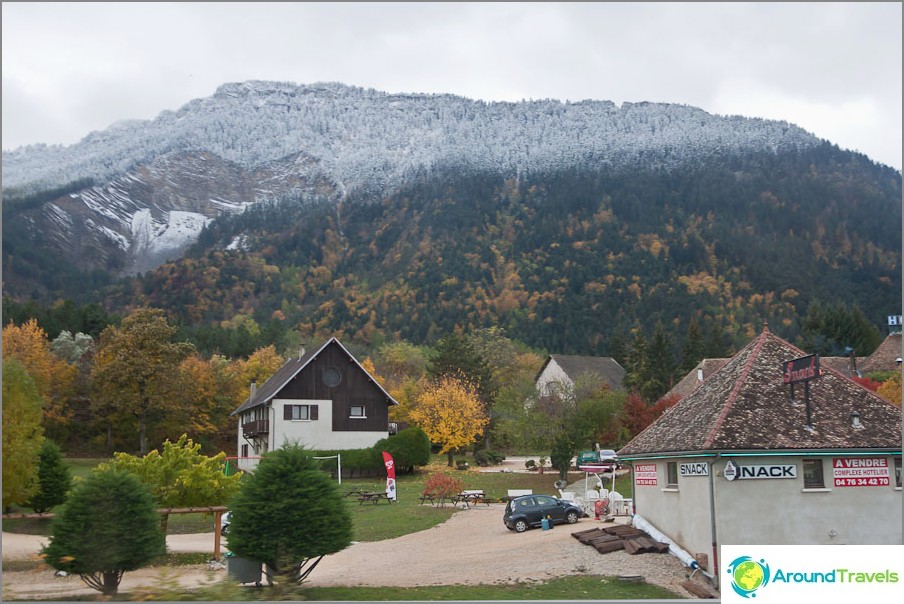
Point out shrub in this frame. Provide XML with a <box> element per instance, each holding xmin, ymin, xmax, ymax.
<box><xmin>373</xmin><ymin>426</ymin><xmax>431</xmax><ymax>473</ymax></box>
<box><xmin>474</xmin><ymin>450</ymin><xmax>491</xmax><ymax>467</ymax></box>
<box><xmin>488</xmin><ymin>450</ymin><xmax>506</xmax><ymax>464</ymax></box>
<box><xmin>456</xmin><ymin>459</ymin><xmax>470</xmax><ymax>470</ymax></box>
<box><xmin>227</xmin><ymin>444</ymin><xmax>353</xmax><ymax>584</ymax></box>
<box><xmin>27</xmin><ymin>439</ymin><xmax>72</xmax><ymax>513</ymax></box>
<box><xmin>525</xmin><ymin>459</ymin><xmax>537</xmax><ymax>470</ymax></box>
<box><xmin>42</xmin><ymin>469</ymin><xmax>165</xmax><ymax>596</ymax></box>
<box><xmin>423</xmin><ymin>472</ymin><xmax>463</xmax><ymax>503</ymax></box>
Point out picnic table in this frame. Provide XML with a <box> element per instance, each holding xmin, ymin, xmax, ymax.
<box><xmin>452</xmin><ymin>490</ymin><xmax>489</xmax><ymax>508</ymax></box>
<box><xmin>357</xmin><ymin>491</ymin><xmax>391</xmax><ymax>504</ymax></box>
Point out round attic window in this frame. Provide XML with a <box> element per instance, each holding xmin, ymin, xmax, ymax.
<box><xmin>323</xmin><ymin>366</ymin><xmax>342</xmax><ymax>388</ymax></box>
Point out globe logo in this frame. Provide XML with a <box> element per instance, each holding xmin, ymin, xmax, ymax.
<box><xmin>727</xmin><ymin>556</ymin><xmax>770</xmax><ymax>598</ymax></box>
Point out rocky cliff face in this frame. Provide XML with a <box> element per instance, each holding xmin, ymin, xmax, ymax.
<box><xmin>18</xmin><ymin>149</ymin><xmax>334</xmax><ymax>275</ymax></box>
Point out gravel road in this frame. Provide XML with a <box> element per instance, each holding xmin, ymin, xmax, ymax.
<box><xmin>2</xmin><ymin>504</ymin><xmax>712</xmax><ymax>600</ymax></box>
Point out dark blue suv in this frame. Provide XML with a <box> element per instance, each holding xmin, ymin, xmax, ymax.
<box><xmin>503</xmin><ymin>494</ymin><xmax>584</xmax><ymax>532</ymax></box>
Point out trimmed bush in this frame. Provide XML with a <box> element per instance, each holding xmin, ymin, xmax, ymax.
<box><xmin>42</xmin><ymin>469</ymin><xmax>165</xmax><ymax>596</ymax></box>
<box><xmin>227</xmin><ymin>444</ymin><xmax>352</xmax><ymax>584</ymax></box>
<box><xmin>374</xmin><ymin>426</ymin><xmax>431</xmax><ymax>473</ymax></box>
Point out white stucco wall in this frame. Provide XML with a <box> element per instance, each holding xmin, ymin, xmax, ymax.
<box><xmin>235</xmin><ymin>399</ymin><xmax>389</xmax><ymax>472</ymax></box>
<box><xmin>630</xmin><ymin>455</ymin><xmax>903</xmax><ymax>574</ymax></box>
<box><xmin>536</xmin><ymin>360</ymin><xmax>572</xmax><ymax>396</ymax></box>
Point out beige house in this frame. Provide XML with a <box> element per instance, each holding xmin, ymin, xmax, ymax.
<box><xmin>619</xmin><ymin>325</ymin><xmax>902</xmax><ymax>588</ymax></box>
<box><xmin>535</xmin><ymin>354</ymin><xmax>625</xmax><ymax>396</ymax></box>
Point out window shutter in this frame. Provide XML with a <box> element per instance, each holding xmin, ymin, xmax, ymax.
<box><xmin>311</xmin><ymin>405</ymin><xmax>319</xmax><ymax>420</ymax></box>
<box><xmin>284</xmin><ymin>405</ymin><xmax>292</xmax><ymax>420</ymax></box>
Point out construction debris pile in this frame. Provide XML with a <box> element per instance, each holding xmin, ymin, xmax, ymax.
<box><xmin>571</xmin><ymin>524</ymin><xmax>671</xmax><ymax>555</ymax></box>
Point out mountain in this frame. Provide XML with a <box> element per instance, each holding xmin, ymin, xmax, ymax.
<box><xmin>2</xmin><ymin>81</ymin><xmax>901</xmax><ymax>354</ymax></box>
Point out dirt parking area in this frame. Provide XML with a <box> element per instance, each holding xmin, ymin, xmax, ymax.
<box><xmin>3</xmin><ymin>504</ymin><xmax>710</xmax><ymax>600</ymax></box>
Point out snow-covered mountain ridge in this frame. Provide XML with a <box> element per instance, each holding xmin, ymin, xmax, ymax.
<box><xmin>2</xmin><ymin>80</ymin><xmax>832</xmax><ymax>279</ymax></box>
<box><xmin>3</xmin><ymin>80</ymin><xmax>823</xmax><ymax>195</ymax></box>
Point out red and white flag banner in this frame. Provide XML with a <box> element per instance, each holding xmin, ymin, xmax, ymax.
<box><xmin>382</xmin><ymin>451</ymin><xmax>397</xmax><ymax>500</ymax></box>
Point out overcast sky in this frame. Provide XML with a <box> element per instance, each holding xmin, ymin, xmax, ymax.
<box><xmin>2</xmin><ymin>2</ymin><xmax>901</xmax><ymax>171</ymax></box>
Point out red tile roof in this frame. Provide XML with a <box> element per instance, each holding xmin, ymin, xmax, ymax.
<box><xmin>619</xmin><ymin>326</ymin><xmax>902</xmax><ymax>456</ymax></box>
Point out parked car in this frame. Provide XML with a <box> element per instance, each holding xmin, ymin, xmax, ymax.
<box><xmin>503</xmin><ymin>494</ymin><xmax>584</xmax><ymax>533</ymax></box>
<box><xmin>576</xmin><ymin>449</ymin><xmax>620</xmax><ymax>472</ymax></box>
<box><xmin>221</xmin><ymin>511</ymin><xmax>232</xmax><ymax>535</ymax></box>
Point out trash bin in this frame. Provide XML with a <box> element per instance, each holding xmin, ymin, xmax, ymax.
<box><xmin>226</xmin><ymin>554</ymin><xmax>262</xmax><ymax>584</ymax></box>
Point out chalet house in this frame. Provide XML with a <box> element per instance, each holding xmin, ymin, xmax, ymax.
<box><xmin>618</xmin><ymin>325</ymin><xmax>902</xmax><ymax>585</ymax></box>
<box><xmin>535</xmin><ymin>354</ymin><xmax>625</xmax><ymax>396</ymax></box>
<box><xmin>230</xmin><ymin>337</ymin><xmax>398</xmax><ymax>472</ymax></box>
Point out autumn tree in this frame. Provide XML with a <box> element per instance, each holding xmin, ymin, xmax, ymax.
<box><xmin>409</xmin><ymin>375</ymin><xmax>489</xmax><ymax>466</ymax></box>
<box><xmin>100</xmin><ymin>434</ymin><xmax>242</xmax><ymax>532</ymax></box>
<box><xmin>3</xmin><ymin>319</ymin><xmax>76</xmax><ymax>441</ymax></box>
<box><xmin>42</xmin><ymin>469</ymin><xmax>165</xmax><ymax>596</ymax></box>
<box><xmin>2</xmin><ymin>359</ymin><xmax>45</xmax><ymax>510</ymax></box>
<box><xmin>90</xmin><ymin>308</ymin><xmax>194</xmax><ymax>454</ymax></box>
<box><xmin>877</xmin><ymin>372</ymin><xmax>902</xmax><ymax>407</ymax></box>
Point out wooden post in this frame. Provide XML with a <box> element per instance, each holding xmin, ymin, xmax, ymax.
<box><xmin>213</xmin><ymin>510</ymin><xmax>223</xmax><ymax>560</ymax></box>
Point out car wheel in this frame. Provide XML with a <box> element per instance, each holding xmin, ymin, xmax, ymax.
<box><xmin>566</xmin><ymin>511</ymin><xmax>579</xmax><ymax>524</ymax></box>
<box><xmin>514</xmin><ymin>519</ymin><xmax>529</xmax><ymax>533</ymax></box>
<box><xmin>222</xmin><ymin>525</ymin><xmax>229</xmax><ymax>535</ymax></box>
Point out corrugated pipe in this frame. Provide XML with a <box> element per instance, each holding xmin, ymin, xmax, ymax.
<box><xmin>632</xmin><ymin>514</ymin><xmax>715</xmax><ymax>580</ymax></box>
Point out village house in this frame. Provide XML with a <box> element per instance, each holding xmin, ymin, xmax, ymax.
<box><xmin>535</xmin><ymin>353</ymin><xmax>625</xmax><ymax>396</ymax></box>
<box><xmin>230</xmin><ymin>337</ymin><xmax>398</xmax><ymax>472</ymax></box>
<box><xmin>618</xmin><ymin>325</ymin><xmax>902</xmax><ymax>585</ymax></box>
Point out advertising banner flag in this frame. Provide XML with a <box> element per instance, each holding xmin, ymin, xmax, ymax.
<box><xmin>382</xmin><ymin>451</ymin><xmax>397</xmax><ymax>501</ymax></box>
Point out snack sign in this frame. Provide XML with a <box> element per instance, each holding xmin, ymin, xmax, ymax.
<box><xmin>832</xmin><ymin>457</ymin><xmax>891</xmax><ymax>487</ymax></box>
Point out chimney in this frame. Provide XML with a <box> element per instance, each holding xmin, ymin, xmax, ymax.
<box><xmin>250</xmin><ymin>381</ymin><xmax>257</xmax><ymax>403</ymax></box>
<box><xmin>850</xmin><ymin>410</ymin><xmax>862</xmax><ymax>429</ymax></box>
<box><xmin>696</xmin><ymin>368</ymin><xmax>704</xmax><ymax>383</ymax></box>
<box><xmin>299</xmin><ymin>346</ymin><xmax>306</xmax><ymax>359</ymax></box>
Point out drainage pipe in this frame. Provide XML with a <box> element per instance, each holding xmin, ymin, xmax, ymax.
<box><xmin>632</xmin><ymin>514</ymin><xmax>715</xmax><ymax>581</ymax></box>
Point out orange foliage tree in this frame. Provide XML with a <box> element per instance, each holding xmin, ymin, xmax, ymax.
<box><xmin>409</xmin><ymin>375</ymin><xmax>489</xmax><ymax>467</ymax></box>
<box><xmin>2</xmin><ymin>319</ymin><xmax>76</xmax><ymax>440</ymax></box>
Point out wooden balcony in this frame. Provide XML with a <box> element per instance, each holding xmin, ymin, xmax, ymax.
<box><xmin>242</xmin><ymin>419</ymin><xmax>269</xmax><ymax>437</ymax></box>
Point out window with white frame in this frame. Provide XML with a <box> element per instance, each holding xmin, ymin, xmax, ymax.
<box><xmin>666</xmin><ymin>462</ymin><xmax>679</xmax><ymax>488</ymax></box>
<box><xmin>803</xmin><ymin>459</ymin><xmax>825</xmax><ymax>489</ymax></box>
<box><xmin>349</xmin><ymin>404</ymin><xmax>366</xmax><ymax>418</ymax></box>
<box><xmin>894</xmin><ymin>457</ymin><xmax>902</xmax><ymax>488</ymax></box>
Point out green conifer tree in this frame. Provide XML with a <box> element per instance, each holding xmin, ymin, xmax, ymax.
<box><xmin>27</xmin><ymin>439</ymin><xmax>72</xmax><ymax>513</ymax></box>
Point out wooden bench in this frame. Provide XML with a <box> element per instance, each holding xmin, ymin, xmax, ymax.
<box><xmin>418</xmin><ymin>492</ymin><xmax>437</xmax><ymax>506</ymax></box>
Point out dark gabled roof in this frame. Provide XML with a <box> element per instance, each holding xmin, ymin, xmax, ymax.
<box><xmin>860</xmin><ymin>332</ymin><xmax>903</xmax><ymax>373</ymax></box>
<box><xmin>619</xmin><ymin>326</ymin><xmax>902</xmax><ymax>456</ymax></box>
<box><xmin>536</xmin><ymin>354</ymin><xmax>625</xmax><ymax>390</ymax></box>
<box><xmin>230</xmin><ymin>337</ymin><xmax>398</xmax><ymax>416</ymax></box>
<box><xmin>664</xmin><ymin>358</ymin><xmax>730</xmax><ymax>400</ymax></box>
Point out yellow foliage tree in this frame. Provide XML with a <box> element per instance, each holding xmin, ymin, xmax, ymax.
<box><xmin>2</xmin><ymin>320</ymin><xmax>76</xmax><ymax>438</ymax></box>
<box><xmin>409</xmin><ymin>376</ymin><xmax>489</xmax><ymax>467</ymax></box>
<box><xmin>877</xmin><ymin>372</ymin><xmax>902</xmax><ymax>407</ymax></box>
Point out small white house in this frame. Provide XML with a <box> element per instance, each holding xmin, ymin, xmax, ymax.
<box><xmin>535</xmin><ymin>354</ymin><xmax>625</xmax><ymax>396</ymax></box>
<box><xmin>230</xmin><ymin>337</ymin><xmax>398</xmax><ymax>472</ymax></box>
<box><xmin>619</xmin><ymin>326</ymin><xmax>902</xmax><ymax>588</ymax></box>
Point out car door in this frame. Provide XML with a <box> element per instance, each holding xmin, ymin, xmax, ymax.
<box><xmin>514</xmin><ymin>496</ymin><xmax>543</xmax><ymax>526</ymax></box>
<box><xmin>534</xmin><ymin>495</ymin><xmax>566</xmax><ymax>524</ymax></box>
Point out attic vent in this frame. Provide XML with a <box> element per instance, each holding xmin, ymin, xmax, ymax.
<box><xmin>850</xmin><ymin>410</ymin><xmax>862</xmax><ymax>429</ymax></box>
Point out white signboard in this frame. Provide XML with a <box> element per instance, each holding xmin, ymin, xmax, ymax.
<box><xmin>634</xmin><ymin>463</ymin><xmax>658</xmax><ymax>486</ymax></box>
<box><xmin>832</xmin><ymin>457</ymin><xmax>891</xmax><ymax>487</ymax></box>
<box><xmin>724</xmin><ymin>461</ymin><xmax>797</xmax><ymax>480</ymax></box>
<box><xmin>680</xmin><ymin>462</ymin><xmax>710</xmax><ymax>477</ymax></box>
